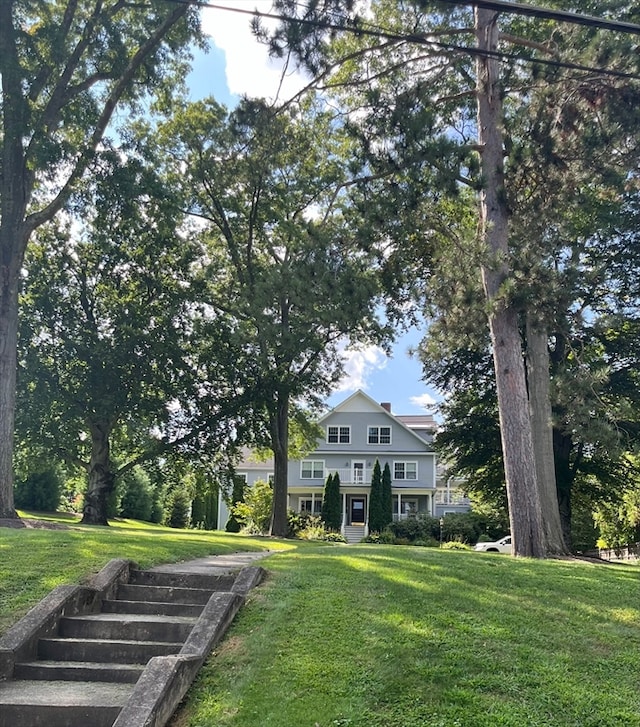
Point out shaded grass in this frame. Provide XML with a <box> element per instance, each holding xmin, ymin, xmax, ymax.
<box><xmin>172</xmin><ymin>546</ymin><xmax>640</xmax><ymax>727</ymax></box>
<box><xmin>0</xmin><ymin>511</ymin><xmax>293</xmax><ymax>634</ymax></box>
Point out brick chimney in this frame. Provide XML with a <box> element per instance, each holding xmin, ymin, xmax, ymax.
<box><xmin>380</xmin><ymin>402</ymin><xmax>391</xmax><ymax>412</ymax></box>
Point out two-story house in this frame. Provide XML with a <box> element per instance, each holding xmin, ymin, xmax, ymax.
<box><xmin>218</xmin><ymin>390</ymin><xmax>472</xmax><ymax>540</ymax></box>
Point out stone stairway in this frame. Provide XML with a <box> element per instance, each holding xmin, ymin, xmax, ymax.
<box><xmin>0</xmin><ymin>557</ymin><xmax>265</xmax><ymax>727</ymax></box>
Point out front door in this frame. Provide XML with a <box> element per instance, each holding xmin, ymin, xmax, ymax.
<box><xmin>350</xmin><ymin>497</ymin><xmax>366</xmax><ymax>525</ymax></box>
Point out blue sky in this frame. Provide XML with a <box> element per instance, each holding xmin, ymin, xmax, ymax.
<box><xmin>185</xmin><ymin>9</ymin><xmax>440</xmax><ymax>417</ymax></box>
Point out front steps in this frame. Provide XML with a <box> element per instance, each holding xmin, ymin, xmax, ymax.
<box><xmin>343</xmin><ymin>525</ymin><xmax>366</xmax><ymax>543</ymax></box>
<box><xmin>0</xmin><ymin>558</ymin><xmax>265</xmax><ymax>727</ymax></box>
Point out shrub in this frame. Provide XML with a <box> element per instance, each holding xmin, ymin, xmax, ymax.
<box><xmin>164</xmin><ymin>488</ymin><xmax>191</xmax><ymax>529</ymax></box>
<box><xmin>389</xmin><ymin>514</ymin><xmax>439</xmax><ymax>542</ymax></box>
<box><xmin>321</xmin><ymin>472</ymin><xmax>341</xmax><ymax>531</ymax></box>
<box><xmin>368</xmin><ymin>460</ymin><xmax>384</xmax><ymax>532</ymax></box>
<box><xmin>119</xmin><ymin>466</ymin><xmax>154</xmax><ymax>522</ymax></box>
<box><xmin>14</xmin><ymin>468</ymin><xmax>62</xmax><ymax>512</ymax></box>
<box><xmin>225</xmin><ymin>475</ymin><xmax>246</xmax><ymax>533</ymax></box>
<box><xmin>232</xmin><ymin>478</ymin><xmax>273</xmax><ymax>534</ymax></box>
<box><xmin>441</xmin><ymin>540</ymin><xmax>473</xmax><ymax>551</ymax></box>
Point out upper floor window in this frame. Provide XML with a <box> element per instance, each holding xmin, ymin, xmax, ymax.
<box><xmin>301</xmin><ymin>460</ymin><xmax>324</xmax><ymax>479</ymax></box>
<box><xmin>394</xmin><ymin>462</ymin><xmax>417</xmax><ymax>480</ymax></box>
<box><xmin>368</xmin><ymin>425</ymin><xmax>391</xmax><ymax>445</ymax></box>
<box><xmin>327</xmin><ymin>425</ymin><xmax>351</xmax><ymax>444</ymax></box>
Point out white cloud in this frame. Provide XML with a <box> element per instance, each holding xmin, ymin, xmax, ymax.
<box><xmin>335</xmin><ymin>345</ymin><xmax>388</xmax><ymax>393</ymax></box>
<box><xmin>201</xmin><ymin>4</ymin><xmax>308</xmax><ymax>102</ymax></box>
<box><xmin>410</xmin><ymin>393</ymin><xmax>437</xmax><ymax>410</ymax></box>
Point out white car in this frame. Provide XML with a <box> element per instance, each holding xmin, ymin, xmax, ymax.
<box><xmin>474</xmin><ymin>535</ymin><xmax>512</xmax><ymax>554</ymax></box>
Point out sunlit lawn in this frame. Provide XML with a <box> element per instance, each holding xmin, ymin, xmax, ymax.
<box><xmin>2</xmin><ymin>515</ymin><xmax>639</xmax><ymax>727</ymax></box>
<box><xmin>171</xmin><ymin>545</ymin><xmax>640</xmax><ymax>727</ymax></box>
<box><xmin>0</xmin><ymin>510</ymin><xmax>292</xmax><ymax>633</ymax></box>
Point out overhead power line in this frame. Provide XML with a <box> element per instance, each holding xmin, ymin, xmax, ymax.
<box><xmin>164</xmin><ymin>0</ymin><xmax>640</xmax><ymax>81</ymax></box>
<box><xmin>435</xmin><ymin>0</ymin><xmax>640</xmax><ymax>36</ymax></box>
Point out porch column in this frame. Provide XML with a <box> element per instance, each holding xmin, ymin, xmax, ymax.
<box><xmin>341</xmin><ymin>492</ymin><xmax>346</xmax><ymax>529</ymax></box>
<box><xmin>397</xmin><ymin>493</ymin><xmax>402</xmax><ymax>519</ymax></box>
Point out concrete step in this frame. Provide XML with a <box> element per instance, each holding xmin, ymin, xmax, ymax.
<box><xmin>14</xmin><ymin>660</ymin><xmax>144</xmax><ymax>684</ymax></box>
<box><xmin>59</xmin><ymin>613</ymin><xmax>197</xmax><ymax>642</ymax></box>
<box><xmin>0</xmin><ymin>679</ymin><xmax>132</xmax><ymax>727</ymax></box>
<box><xmin>343</xmin><ymin>525</ymin><xmax>366</xmax><ymax>544</ymax></box>
<box><xmin>101</xmin><ymin>598</ymin><xmax>205</xmax><ymax>617</ymax></box>
<box><xmin>129</xmin><ymin>568</ymin><xmax>235</xmax><ymax>591</ymax></box>
<box><xmin>38</xmin><ymin>637</ymin><xmax>183</xmax><ymax>664</ymax></box>
<box><xmin>116</xmin><ymin>583</ymin><xmax>213</xmax><ymax>605</ymax></box>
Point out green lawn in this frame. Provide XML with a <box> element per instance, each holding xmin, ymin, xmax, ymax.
<box><xmin>1</xmin><ymin>517</ymin><xmax>638</xmax><ymax>727</ymax></box>
<box><xmin>0</xmin><ymin>511</ymin><xmax>290</xmax><ymax>634</ymax></box>
<box><xmin>172</xmin><ymin>546</ymin><xmax>640</xmax><ymax>727</ymax></box>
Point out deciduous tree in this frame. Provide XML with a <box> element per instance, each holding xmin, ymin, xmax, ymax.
<box><xmin>156</xmin><ymin>96</ymin><xmax>386</xmax><ymax>536</ymax></box>
<box><xmin>0</xmin><ymin>0</ymin><xmax>200</xmax><ymax>518</ymax></box>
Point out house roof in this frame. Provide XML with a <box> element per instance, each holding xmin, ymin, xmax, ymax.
<box><xmin>319</xmin><ymin>389</ymin><xmax>435</xmax><ymax>451</ymax></box>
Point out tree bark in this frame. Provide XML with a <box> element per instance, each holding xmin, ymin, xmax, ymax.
<box><xmin>525</xmin><ymin>315</ymin><xmax>568</xmax><ymax>554</ymax></box>
<box><xmin>0</xmin><ymin>263</ymin><xmax>20</xmax><ymax>518</ymax></box>
<box><xmin>81</xmin><ymin>420</ymin><xmax>115</xmax><ymax>525</ymax></box>
<box><xmin>269</xmin><ymin>389</ymin><xmax>290</xmax><ymax>537</ymax></box>
<box><xmin>475</xmin><ymin>7</ymin><xmax>545</xmax><ymax>557</ymax></box>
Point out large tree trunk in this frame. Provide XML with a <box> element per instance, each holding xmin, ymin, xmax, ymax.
<box><xmin>81</xmin><ymin>420</ymin><xmax>115</xmax><ymax>525</ymax></box>
<box><xmin>475</xmin><ymin>8</ymin><xmax>545</xmax><ymax>558</ymax></box>
<box><xmin>269</xmin><ymin>389</ymin><xmax>290</xmax><ymax>537</ymax></box>
<box><xmin>525</xmin><ymin>315</ymin><xmax>568</xmax><ymax>554</ymax></box>
<box><xmin>0</xmin><ymin>266</ymin><xmax>19</xmax><ymax>518</ymax></box>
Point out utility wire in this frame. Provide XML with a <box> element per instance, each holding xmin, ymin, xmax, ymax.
<box><xmin>164</xmin><ymin>0</ymin><xmax>640</xmax><ymax>81</ymax></box>
<box><xmin>434</xmin><ymin>0</ymin><xmax>640</xmax><ymax>36</ymax></box>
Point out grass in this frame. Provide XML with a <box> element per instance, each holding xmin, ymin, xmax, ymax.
<box><xmin>0</xmin><ymin>510</ymin><xmax>292</xmax><ymax>634</ymax></box>
<box><xmin>171</xmin><ymin>546</ymin><xmax>640</xmax><ymax>727</ymax></box>
<box><xmin>1</xmin><ymin>516</ymin><xmax>638</xmax><ymax>726</ymax></box>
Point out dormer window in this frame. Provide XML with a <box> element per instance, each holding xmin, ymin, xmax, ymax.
<box><xmin>327</xmin><ymin>425</ymin><xmax>351</xmax><ymax>444</ymax></box>
<box><xmin>368</xmin><ymin>425</ymin><xmax>391</xmax><ymax>444</ymax></box>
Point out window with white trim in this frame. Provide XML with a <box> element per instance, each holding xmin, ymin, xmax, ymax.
<box><xmin>368</xmin><ymin>425</ymin><xmax>391</xmax><ymax>444</ymax></box>
<box><xmin>301</xmin><ymin>460</ymin><xmax>324</xmax><ymax>479</ymax></box>
<box><xmin>327</xmin><ymin>425</ymin><xmax>351</xmax><ymax>444</ymax></box>
<box><xmin>299</xmin><ymin>499</ymin><xmax>323</xmax><ymax>515</ymax></box>
<box><xmin>394</xmin><ymin>461</ymin><xmax>417</xmax><ymax>480</ymax></box>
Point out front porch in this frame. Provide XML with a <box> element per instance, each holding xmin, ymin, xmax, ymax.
<box><xmin>291</xmin><ymin>487</ymin><xmax>435</xmax><ymax>538</ymax></box>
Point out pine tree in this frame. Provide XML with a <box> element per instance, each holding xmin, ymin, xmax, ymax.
<box><xmin>322</xmin><ymin>472</ymin><xmax>342</xmax><ymax>531</ymax></box>
<box><xmin>369</xmin><ymin>460</ymin><xmax>383</xmax><ymax>532</ymax></box>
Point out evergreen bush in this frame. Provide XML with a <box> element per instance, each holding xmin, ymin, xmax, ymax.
<box><xmin>321</xmin><ymin>472</ymin><xmax>341</xmax><ymax>531</ymax></box>
<box><xmin>119</xmin><ymin>466</ymin><xmax>153</xmax><ymax>522</ymax></box>
<box><xmin>164</xmin><ymin>488</ymin><xmax>191</xmax><ymax>529</ymax></box>
<box><xmin>14</xmin><ymin>468</ymin><xmax>62</xmax><ymax>512</ymax></box>
<box><xmin>368</xmin><ymin>460</ymin><xmax>384</xmax><ymax>532</ymax></box>
<box><xmin>225</xmin><ymin>475</ymin><xmax>246</xmax><ymax>533</ymax></box>
<box><xmin>381</xmin><ymin>462</ymin><xmax>393</xmax><ymax>528</ymax></box>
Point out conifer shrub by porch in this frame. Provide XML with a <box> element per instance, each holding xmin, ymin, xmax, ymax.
<box><xmin>321</xmin><ymin>472</ymin><xmax>341</xmax><ymax>531</ymax></box>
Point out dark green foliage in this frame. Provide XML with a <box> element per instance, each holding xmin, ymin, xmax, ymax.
<box><xmin>164</xmin><ymin>488</ymin><xmax>191</xmax><ymax>529</ymax></box>
<box><xmin>14</xmin><ymin>469</ymin><xmax>62</xmax><ymax>512</ymax></box>
<box><xmin>321</xmin><ymin>472</ymin><xmax>342</xmax><ymax>531</ymax></box>
<box><xmin>225</xmin><ymin>476</ymin><xmax>246</xmax><ymax>533</ymax></box>
<box><xmin>191</xmin><ymin>487</ymin><xmax>218</xmax><ymax>530</ymax></box>
<box><xmin>389</xmin><ymin>515</ymin><xmax>439</xmax><ymax>542</ymax></box>
<box><xmin>119</xmin><ymin>467</ymin><xmax>154</xmax><ymax>522</ymax></box>
<box><xmin>368</xmin><ymin>460</ymin><xmax>384</xmax><ymax>532</ymax></box>
<box><xmin>388</xmin><ymin>512</ymin><xmax>505</xmax><ymax>544</ymax></box>
<box><xmin>381</xmin><ymin>462</ymin><xmax>393</xmax><ymax>528</ymax></box>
